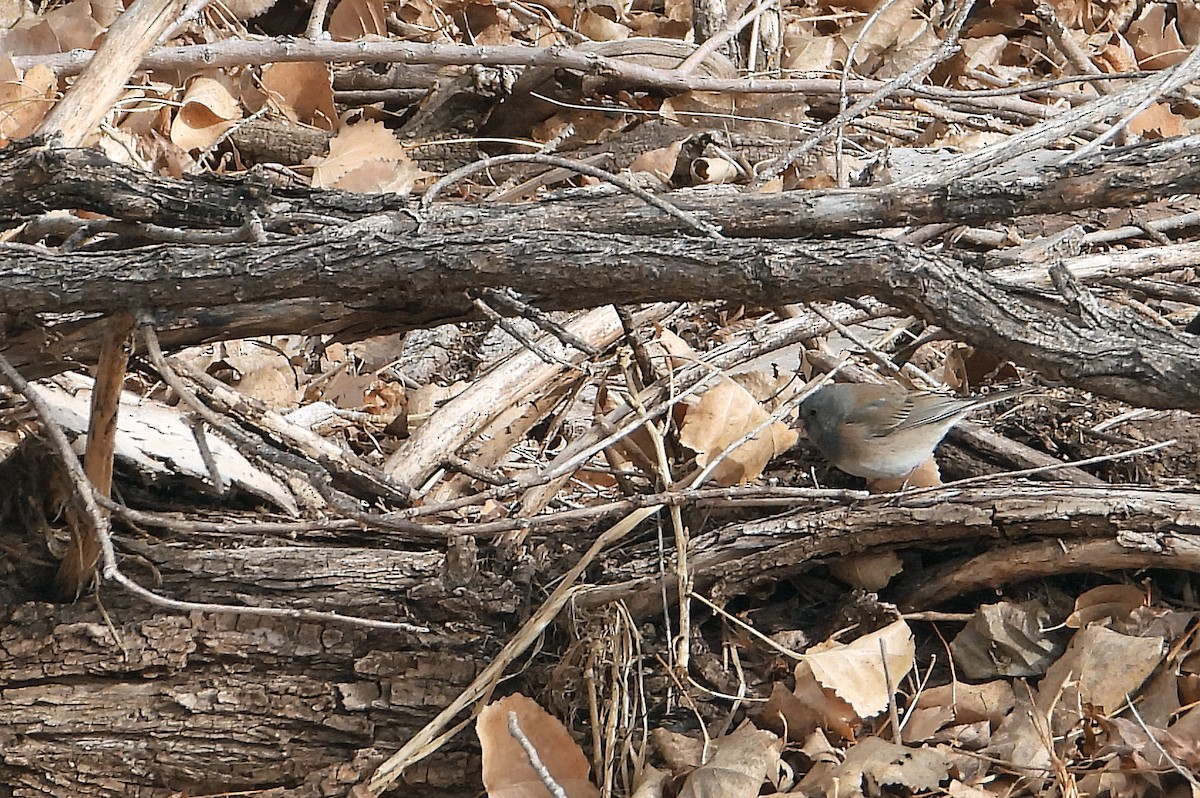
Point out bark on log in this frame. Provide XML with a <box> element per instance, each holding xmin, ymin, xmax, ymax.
<box><xmin>1</xmin><ymin>227</ymin><xmax>1196</xmax><ymax>408</ymax></box>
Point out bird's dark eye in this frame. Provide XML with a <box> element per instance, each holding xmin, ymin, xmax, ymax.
<box><xmin>805</xmin><ymin>407</ymin><xmax>817</xmax><ymax>417</ymax></box>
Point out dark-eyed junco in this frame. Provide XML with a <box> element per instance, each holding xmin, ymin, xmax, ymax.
<box><xmin>799</xmin><ymin>383</ymin><xmax>1033</xmax><ymax>479</ymax></box>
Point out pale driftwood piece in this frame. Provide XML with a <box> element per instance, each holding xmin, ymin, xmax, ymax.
<box><xmin>575</xmin><ymin>483</ymin><xmax>1200</xmax><ymax>618</ymax></box>
<box><xmin>385</xmin><ymin>306</ymin><xmax>632</xmax><ymax>486</ymax></box>
<box><xmin>33</xmin><ymin>376</ymin><xmax>299</xmax><ymax>512</ymax></box>
<box><xmin>992</xmin><ymin>240</ymin><xmax>1200</xmax><ymax>284</ymax></box>
<box><xmin>35</xmin><ymin>0</ymin><xmax>187</xmax><ymax>147</ymax></box>
<box><xmin>408</xmin><ymin>305</ymin><xmax>676</xmax><ymax>503</ymax></box>
<box><xmin>169</xmin><ymin>358</ymin><xmax>412</xmax><ymax>504</ymax></box>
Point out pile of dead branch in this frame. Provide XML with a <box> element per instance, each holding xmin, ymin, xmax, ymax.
<box><xmin>1</xmin><ymin>0</ymin><xmax>1199</xmax><ymax>795</ymax></box>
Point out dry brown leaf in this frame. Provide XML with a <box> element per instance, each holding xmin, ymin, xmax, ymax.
<box><xmin>364</xmin><ymin>381</ymin><xmax>407</xmax><ymax>417</ymax></box>
<box><xmin>169</xmin><ymin>76</ymin><xmax>242</xmax><ymax>152</ymax></box>
<box><xmin>531</xmin><ymin>109</ymin><xmax>628</xmax><ymax>145</ymax></box>
<box><xmin>762</xmin><ymin>674</ymin><xmax>858</xmax><ymax>740</ymax></box>
<box><xmin>593</xmin><ymin>385</ymin><xmax>659</xmax><ymax>476</ymax></box>
<box><xmin>0</xmin><ymin>20</ymin><xmax>58</xmax><ymax>58</ymax></box>
<box><xmin>651</xmin><ymin>727</ymin><xmax>706</xmax><ymax>774</ymax></box>
<box><xmin>212</xmin><ymin>346</ymin><xmax>302</xmax><ymax>410</ymax></box>
<box><xmin>578</xmin><ymin>8</ymin><xmax>631</xmax><ymax>40</ymax></box>
<box><xmin>1127</xmin><ymin>3</ymin><xmax>1188</xmax><ymax>68</ymax></box>
<box><xmin>44</xmin><ymin>0</ymin><xmax>116</xmax><ymax>50</ymax></box>
<box><xmin>874</xmin><ymin>17</ymin><xmax>937</xmax><ymax>77</ymax></box>
<box><xmin>329</xmin><ymin>0</ymin><xmax>388</xmax><ymax>40</ymax></box>
<box><xmin>904</xmin><ymin>680</ymin><xmax>1016</xmax><ymax>743</ymax></box>
<box><xmin>957</xmin><ymin>35</ymin><xmax>1009</xmax><ymax>76</ymax></box>
<box><xmin>676</xmin><ymin>724</ymin><xmax>782</xmax><ymax>798</ymax></box>
<box><xmin>477</xmin><ymin>693</ymin><xmax>600</xmax><ymax>798</ymax></box>
<box><xmin>261</xmin><ymin>62</ymin><xmax>338</xmax><ymax>131</ymax></box>
<box><xmin>0</xmin><ymin>59</ymin><xmax>55</xmax><ymax>144</ymax></box>
<box><xmin>982</xmin><ymin>694</ymin><xmax>1053</xmax><ymax>777</ymax></box>
<box><xmin>307</xmin><ymin>120</ymin><xmax>430</xmax><ymax>194</ymax></box>
<box><xmin>1036</xmin><ymin>625</ymin><xmax>1164</xmax><ymax>732</ymax></box>
<box><xmin>1180</xmin><ymin>0</ymin><xmax>1200</xmax><ymax>44</ymax></box>
<box><xmin>841</xmin><ymin>0</ymin><xmax>924</xmax><ymax>73</ymax></box>
<box><xmin>629</xmin><ymin>764</ymin><xmax>670</xmax><ymax>798</ymax></box>
<box><xmin>835</xmin><ymin>737</ymin><xmax>952</xmax><ymax>795</ymax></box>
<box><xmin>1065</xmin><ymin>583</ymin><xmax>1146</xmax><ymax>628</ymax></box>
<box><xmin>392</xmin><ymin>0</ymin><xmax>457</xmax><ymax>41</ymax></box>
<box><xmin>805</xmin><ymin>619</ymin><xmax>915</xmax><ymax>719</ymax></box>
<box><xmin>950</xmin><ymin>600</ymin><xmax>1063</xmax><ymax>680</ymax></box>
<box><xmin>782</xmin><ymin>23</ymin><xmax>839</xmax><ymax>73</ymax></box>
<box><xmin>628</xmin><ymin>139</ymin><xmax>684</xmax><ymax>183</ymax></box>
<box><xmin>1128</xmin><ymin>102</ymin><xmax>1188</xmax><ymax>138</ymax></box>
<box><xmin>678</xmin><ymin>378</ymin><xmax>798</xmax><ymax>486</ymax></box>
<box><xmin>1098</xmin><ymin>32</ymin><xmax>1141</xmax><ymax>72</ymax></box>
<box><xmin>312</xmin><ymin>365</ymin><xmax>376</xmax><ymax>408</ymax></box>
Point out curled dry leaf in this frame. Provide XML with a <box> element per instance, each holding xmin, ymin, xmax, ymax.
<box><xmin>1065</xmin><ymin>583</ymin><xmax>1146</xmax><ymax>628</ymax></box>
<box><xmin>169</xmin><ymin>76</ymin><xmax>243</xmax><ymax>152</ymax></box>
<box><xmin>628</xmin><ymin>139</ymin><xmax>684</xmax><ymax>184</ymax></box>
<box><xmin>691</xmin><ymin>156</ymin><xmax>740</xmax><ymax>185</ymax></box>
<box><xmin>477</xmin><ymin>693</ymin><xmax>600</xmax><ymax>798</ymax></box>
<box><xmin>804</xmin><ymin>619</ymin><xmax>916</xmax><ymax>719</ymax></box>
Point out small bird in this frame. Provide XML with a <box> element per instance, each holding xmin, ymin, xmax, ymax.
<box><xmin>799</xmin><ymin>383</ymin><xmax>1032</xmax><ymax>479</ymax></box>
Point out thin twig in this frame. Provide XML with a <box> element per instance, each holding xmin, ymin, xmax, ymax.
<box><xmin>472</xmin><ymin>295</ymin><xmax>580</xmax><ymax>368</ymax></box>
<box><xmin>508</xmin><ymin>712</ymin><xmax>570</xmax><ymax>798</ymax></box>
<box><xmin>419</xmin><ymin>153</ymin><xmax>723</xmax><ymax>239</ymax></box>
<box><xmin>1124</xmin><ymin>694</ymin><xmax>1200</xmax><ymax>789</ymax></box>
<box><xmin>676</xmin><ymin>0</ymin><xmax>776</xmax><ymax>75</ymax></box>
<box><xmin>305</xmin><ymin>0</ymin><xmax>332</xmax><ymax>39</ymax></box>
<box><xmin>481</xmin><ymin>288</ymin><xmax>601</xmax><ymax>356</ymax></box>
